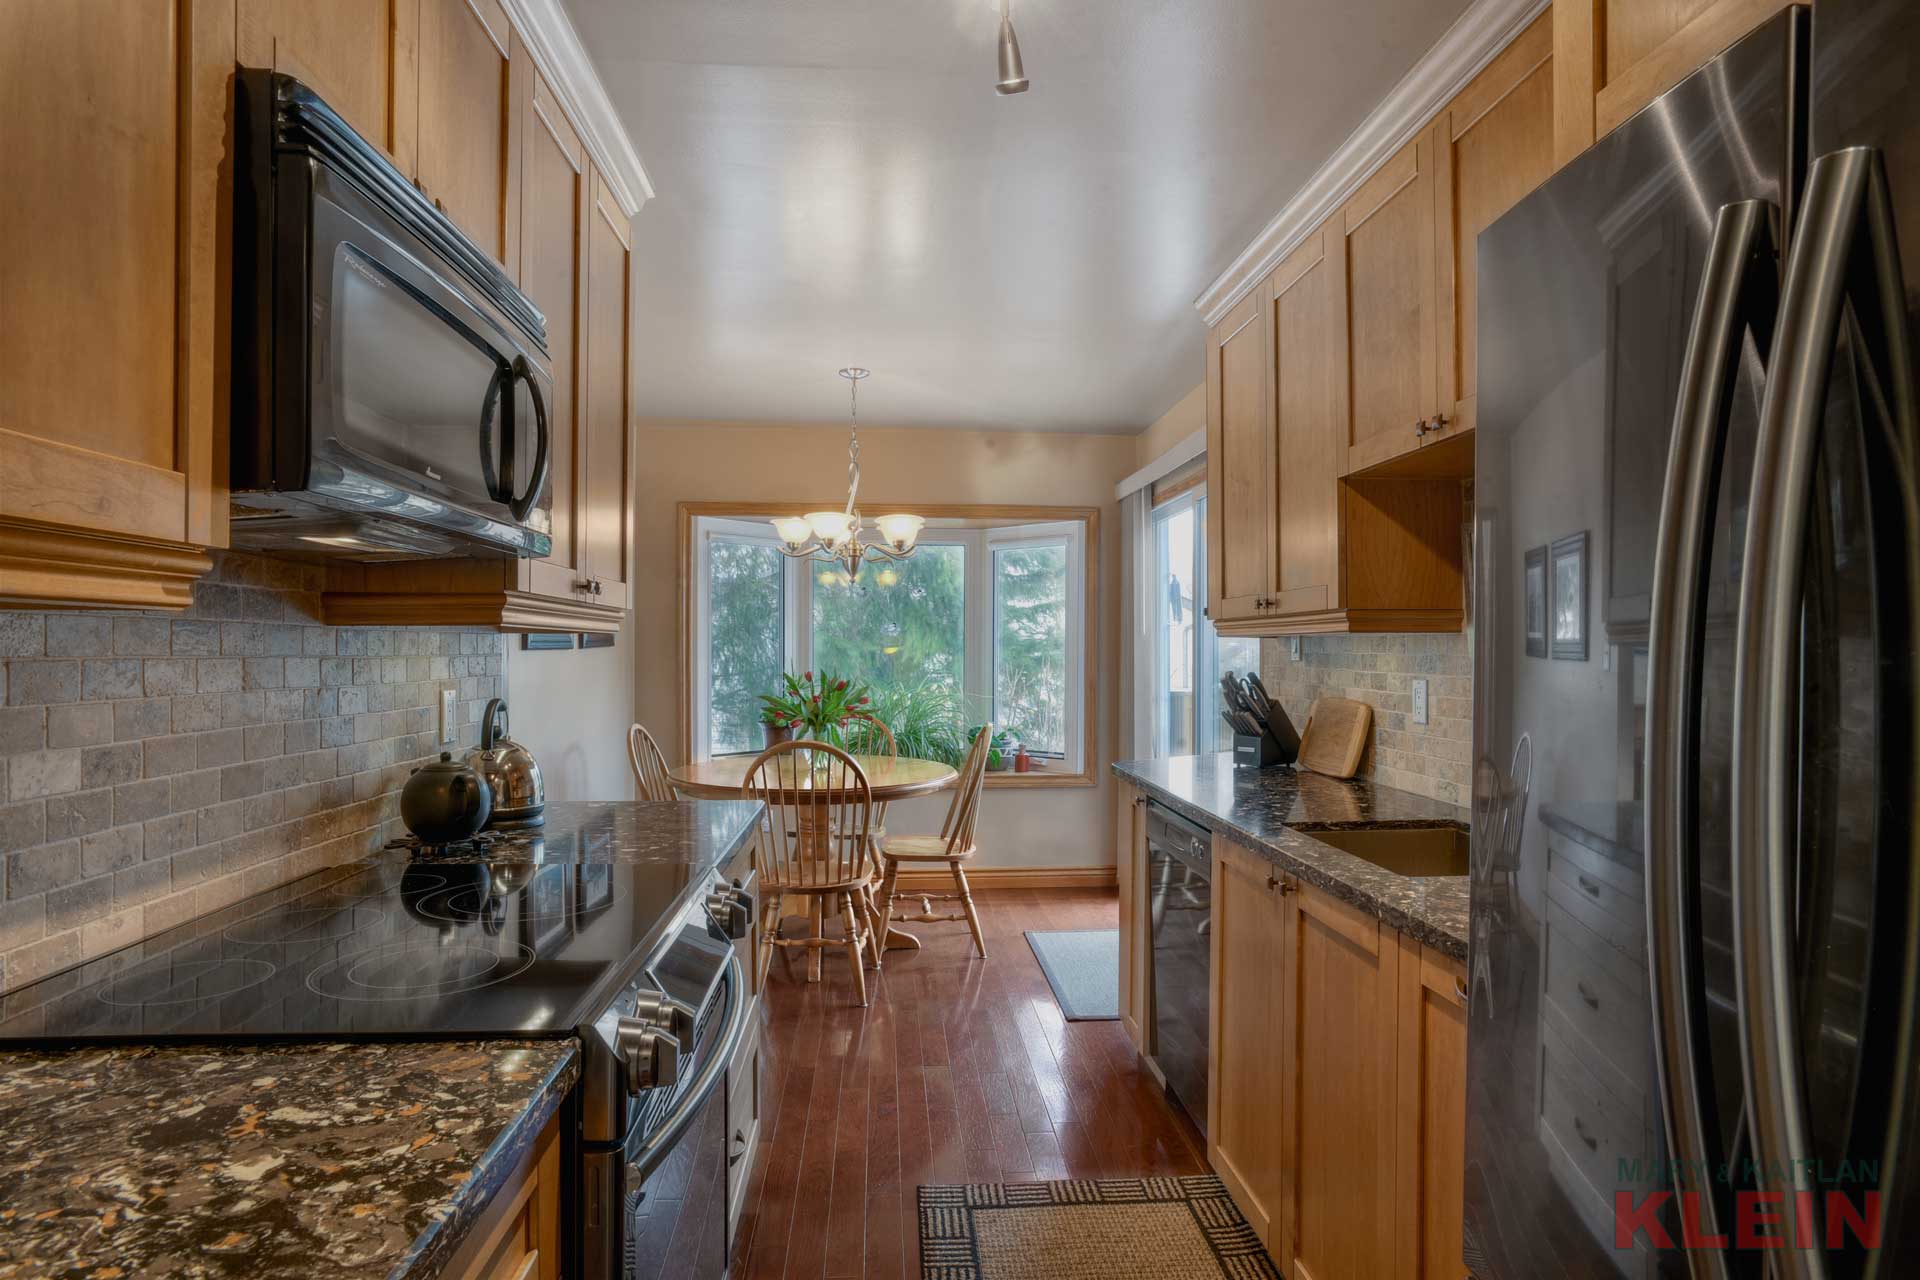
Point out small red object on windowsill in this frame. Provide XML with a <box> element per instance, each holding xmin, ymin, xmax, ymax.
<box><xmin>1014</xmin><ymin>748</ymin><xmax>1031</xmax><ymax>773</ymax></box>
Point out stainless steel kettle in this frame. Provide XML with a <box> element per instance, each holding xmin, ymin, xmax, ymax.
<box><xmin>466</xmin><ymin>697</ymin><xmax>545</xmax><ymax>828</ymax></box>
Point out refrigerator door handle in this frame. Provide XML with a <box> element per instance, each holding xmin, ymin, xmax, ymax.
<box><xmin>1646</xmin><ymin>197</ymin><xmax>1778</xmax><ymax>1279</ymax></box>
<box><xmin>1734</xmin><ymin>145</ymin><xmax>1920</xmax><ymax>1280</ymax></box>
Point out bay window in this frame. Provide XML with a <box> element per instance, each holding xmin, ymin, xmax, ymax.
<box><xmin>688</xmin><ymin>509</ymin><xmax>1091</xmax><ymax>781</ymax></box>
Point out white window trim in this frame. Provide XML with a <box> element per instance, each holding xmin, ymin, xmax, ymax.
<box><xmin>689</xmin><ymin>515</ymin><xmax>1089</xmax><ymax>773</ymax></box>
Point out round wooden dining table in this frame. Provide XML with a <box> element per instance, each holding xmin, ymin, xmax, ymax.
<box><xmin>666</xmin><ymin>753</ymin><xmax>959</xmax><ymax>961</ymax></box>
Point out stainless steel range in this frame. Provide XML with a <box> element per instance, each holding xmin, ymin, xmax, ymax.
<box><xmin>0</xmin><ymin>802</ymin><xmax>761</xmax><ymax>1280</ymax></box>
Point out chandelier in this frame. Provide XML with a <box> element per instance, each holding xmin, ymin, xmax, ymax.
<box><xmin>769</xmin><ymin>368</ymin><xmax>925</xmax><ymax>581</ymax></box>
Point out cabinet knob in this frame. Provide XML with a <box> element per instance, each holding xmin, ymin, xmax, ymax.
<box><xmin>1267</xmin><ymin>873</ymin><xmax>1279</xmax><ymax>890</ymax></box>
<box><xmin>1430</xmin><ymin>412</ymin><xmax>1448</xmax><ymax>431</ymax></box>
<box><xmin>1276</xmin><ymin>879</ymin><xmax>1294</xmax><ymax>895</ymax></box>
<box><xmin>1414</xmin><ymin>418</ymin><xmax>1429</xmax><ymax>438</ymax></box>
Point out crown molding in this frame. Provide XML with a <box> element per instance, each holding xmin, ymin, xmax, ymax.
<box><xmin>1193</xmin><ymin>0</ymin><xmax>1550</xmax><ymax>328</ymax></box>
<box><xmin>502</xmin><ymin>0</ymin><xmax>655</xmax><ymax>218</ymax></box>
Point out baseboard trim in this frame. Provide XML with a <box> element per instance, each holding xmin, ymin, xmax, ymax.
<box><xmin>891</xmin><ymin>865</ymin><xmax>1116</xmax><ymax>892</ymax></box>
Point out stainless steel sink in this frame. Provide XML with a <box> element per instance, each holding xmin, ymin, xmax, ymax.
<box><xmin>1299</xmin><ymin>825</ymin><xmax>1469</xmax><ymax>878</ymax></box>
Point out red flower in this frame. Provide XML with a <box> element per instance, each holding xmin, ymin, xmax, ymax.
<box><xmin>835</xmin><ymin>680</ymin><xmax>847</xmax><ymax>691</ymax></box>
<box><xmin>811</xmin><ymin>694</ymin><xmax>820</xmax><ymax>704</ymax></box>
<box><xmin>857</xmin><ymin>695</ymin><xmax>869</xmax><ymax>705</ymax></box>
<box><xmin>803</xmin><ymin>670</ymin><xmax>813</xmax><ymax>681</ymax></box>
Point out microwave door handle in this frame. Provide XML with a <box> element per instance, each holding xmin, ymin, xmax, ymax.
<box><xmin>509</xmin><ymin>355</ymin><xmax>550</xmax><ymax>526</ymax></box>
<box><xmin>1646</xmin><ymin>198</ymin><xmax>1778</xmax><ymax>1275</ymax></box>
<box><xmin>1734</xmin><ymin>146</ymin><xmax>1920</xmax><ymax>1280</ymax></box>
<box><xmin>478</xmin><ymin>359</ymin><xmax>514</xmax><ymax>504</ymax></box>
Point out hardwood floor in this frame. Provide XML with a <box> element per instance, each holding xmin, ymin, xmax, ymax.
<box><xmin>733</xmin><ymin>887</ymin><xmax>1208</xmax><ymax>1280</ymax></box>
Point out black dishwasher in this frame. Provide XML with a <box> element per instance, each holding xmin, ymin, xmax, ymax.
<box><xmin>1146</xmin><ymin>801</ymin><xmax>1212</xmax><ymax>1135</ymax></box>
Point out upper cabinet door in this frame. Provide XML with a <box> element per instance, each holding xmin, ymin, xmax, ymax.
<box><xmin>581</xmin><ymin>170</ymin><xmax>633</xmax><ymax>610</ymax></box>
<box><xmin>0</xmin><ymin>0</ymin><xmax>226</xmax><ymax>608</ymax></box>
<box><xmin>514</xmin><ymin>55</ymin><xmax>588</xmax><ymax>601</ymax></box>
<box><xmin>1266</xmin><ymin>230</ymin><xmax>1340</xmax><ymax>618</ymax></box>
<box><xmin>417</xmin><ymin>0</ymin><xmax>520</xmax><ymax>269</ymax></box>
<box><xmin>1554</xmin><ymin>0</ymin><xmax>1793</xmax><ymax>160</ymax></box>
<box><xmin>1333</xmin><ymin>133</ymin><xmax>1441</xmax><ymax>475</ymax></box>
<box><xmin>1205</xmin><ymin>288</ymin><xmax>1275</xmax><ymax>624</ymax></box>
<box><xmin>1432</xmin><ymin>11</ymin><xmax>1555</xmax><ymax>444</ymax></box>
<box><xmin>237</xmin><ymin>0</ymin><xmax>419</xmax><ymax>175</ymax></box>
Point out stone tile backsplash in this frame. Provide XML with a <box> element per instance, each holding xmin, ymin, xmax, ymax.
<box><xmin>1260</xmin><ymin>633</ymin><xmax>1471</xmax><ymax>808</ymax></box>
<box><xmin>0</xmin><ymin>554</ymin><xmax>504</xmax><ymax>995</ymax></box>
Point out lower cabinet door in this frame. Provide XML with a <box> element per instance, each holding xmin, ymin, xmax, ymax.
<box><xmin>1396</xmin><ymin>938</ymin><xmax>1468</xmax><ymax>1279</ymax></box>
<box><xmin>1207</xmin><ymin>837</ymin><xmax>1285</xmax><ymax>1244</ymax></box>
<box><xmin>1278</xmin><ymin>881</ymin><xmax>1399</xmax><ymax>1279</ymax></box>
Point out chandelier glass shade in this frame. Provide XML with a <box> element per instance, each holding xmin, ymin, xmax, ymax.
<box><xmin>769</xmin><ymin>369</ymin><xmax>926</xmax><ymax>581</ymax></box>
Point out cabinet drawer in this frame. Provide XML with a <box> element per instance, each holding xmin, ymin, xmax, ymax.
<box><xmin>1542</xmin><ymin>898</ymin><xmax>1648</xmax><ymax>1093</ymax></box>
<box><xmin>1538</xmin><ymin>1015</ymin><xmax>1645</xmax><ymax>1200</ymax></box>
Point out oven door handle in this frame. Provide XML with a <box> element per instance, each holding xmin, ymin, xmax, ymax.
<box><xmin>626</xmin><ymin>949</ymin><xmax>749</xmax><ymax>1185</ymax></box>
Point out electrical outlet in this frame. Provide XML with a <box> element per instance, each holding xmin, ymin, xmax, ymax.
<box><xmin>1289</xmin><ymin>636</ymin><xmax>1302</xmax><ymax>661</ymax></box>
<box><xmin>439</xmin><ymin>687</ymin><xmax>458</xmax><ymax>743</ymax></box>
<box><xmin>1412</xmin><ymin>677</ymin><xmax>1429</xmax><ymax>726</ymax></box>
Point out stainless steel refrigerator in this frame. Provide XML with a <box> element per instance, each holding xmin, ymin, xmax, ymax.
<box><xmin>1466</xmin><ymin>1</ymin><xmax>1920</xmax><ymax>1275</ymax></box>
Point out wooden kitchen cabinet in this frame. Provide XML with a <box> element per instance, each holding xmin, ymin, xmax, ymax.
<box><xmin>443</xmin><ymin>1109</ymin><xmax>562</xmax><ymax>1280</ymax></box>
<box><xmin>1554</xmin><ymin>0</ymin><xmax>1795</xmax><ymax>163</ymax></box>
<box><xmin>1208</xmin><ymin>836</ymin><xmax>1287</xmax><ymax>1246</ymax></box>
<box><xmin>1205</xmin><ymin>288</ymin><xmax>1274</xmax><ymax>626</ymax></box>
<box><xmin>237</xmin><ymin>0</ymin><xmax>419</xmax><ymax>175</ymax></box>
<box><xmin>1275</xmin><ymin>878</ymin><xmax>1400</xmax><ymax>1280</ymax></box>
<box><xmin>0</xmin><ymin>0</ymin><xmax>226</xmax><ymax>610</ymax></box>
<box><xmin>1433</xmin><ymin>11</ymin><xmax>1555</xmax><ymax>446</ymax></box>
<box><xmin>514</xmin><ymin>54</ymin><xmax>590</xmax><ymax>602</ymax></box>
<box><xmin>1206</xmin><ymin>229</ymin><xmax>1466</xmax><ymax>638</ymax></box>
<box><xmin>580</xmin><ymin>170</ymin><xmax>635</xmax><ymax>610</ymax></box>
<box><xmin>417</xmin><ymin>0</ymin><xmax>521</xmax><ymax>270</ymax></box>
<box><xmin>1394</xmin><ymin>936</ymin><xmax>1468</xmax><ymax>1280</ymax></box>
<box><xmin>1333</xmin><ymin>133</ymin><xmax>1443</xmax><ymax>476</ymax></box>
<box><xmin>1265</xmin><ymin>231</ymin><xmax>1340</xmax><ymax>619</ymax></box>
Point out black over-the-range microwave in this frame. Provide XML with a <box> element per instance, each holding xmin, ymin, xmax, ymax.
<box><xmin>230</xmin><ymin>69</ymin><xmax>553</xmax><ymax>561</ymax></box>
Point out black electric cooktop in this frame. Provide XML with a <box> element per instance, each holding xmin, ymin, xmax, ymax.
<box><xmin>0</xmin><ymin>800</ymin><xmax>763</xmax><ymax>1046</ymax></box>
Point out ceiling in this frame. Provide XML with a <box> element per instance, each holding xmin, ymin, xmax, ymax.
<box><xmin>563</xmin><ymin>0</ymin><xmax>1473</xmax><ymax>433</ymax></box>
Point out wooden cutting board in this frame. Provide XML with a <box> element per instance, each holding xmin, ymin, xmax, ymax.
<box><xmin>1297</xmin><ymin>696</ymin><xmax>1371</xmax><ymax>779</ymax></box>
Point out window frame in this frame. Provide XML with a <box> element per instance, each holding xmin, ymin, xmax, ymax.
<box><xmin>679</xmin><ymin>502</ymin><xmax>1099</xmax><ymax>788</ymax></box>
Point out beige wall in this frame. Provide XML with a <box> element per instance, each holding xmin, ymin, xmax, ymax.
<box><xmin>1137</xmin><ymin>382</ymin><xmax>1203</xmax><ymax>469</ymax></box>
<box><xmin>631</xmin><ymin>422</ymin><xmax>1137</xmax><ymax>870</ymax></box>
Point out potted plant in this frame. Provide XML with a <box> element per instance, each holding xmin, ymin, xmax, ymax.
<box><xmin>758</xmin><ymin>670</ymin><xmax>874</xmax><ymax>749</ymax></box>
<box><xmin>972</xmin><ymin>725</ymin><xmax>1018</xmax><ymax>770</ymax></box>
<box><xmin>760</xmin><ymin>707</ymin><xmax>793</xmax><ymax>749</ymax></box>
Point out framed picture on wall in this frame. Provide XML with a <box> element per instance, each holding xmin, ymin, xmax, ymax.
<box><xmin>1524</xmin><ymin>546</ymin><xmax>1548</xmax><ymax>658</ymax></box>
<box><xmin>1551</xmin><ymin>531</ymin><xmax>1589</xmax><ymax>661</ymax></box>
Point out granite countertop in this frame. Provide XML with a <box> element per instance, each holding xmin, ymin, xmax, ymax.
<box><xmin>1538</xmin><ymin>800</ymin><xmax>1643</xmax><ymax>871</ymax></box>
<box><xmin>0</xmin><ymin>798</ymin><xmax>766</xmax><ymax>1279</ymax></box>
<box><xmin>0</xmin><ymin>1039</ymin><xmax>577</xmax><ymax>1279</ymax></box>
<box><xmin>1113</xmin><ymin>753</ymin><xmax>1471</xmax><ymax>959</ymax></box>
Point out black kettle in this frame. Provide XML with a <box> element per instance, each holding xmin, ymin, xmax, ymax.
<box><xmin>402</xmin><ymin>752</ymin><xmax>493</xmax><ymax>845</ymax></box>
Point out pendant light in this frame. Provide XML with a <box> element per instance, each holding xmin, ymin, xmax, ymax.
<box><xmin>769</xmin><ymin>369</ymin><xmax>926</xmax><ymax>582</ymax></box>
<box><xmin>995</xmin><ymin>0</ymin><xmax>1029</xmax><ymax>95</ymax></box>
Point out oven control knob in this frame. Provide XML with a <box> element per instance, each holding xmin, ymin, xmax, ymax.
<box><xmin>625</xmin><ymin>1160</ymin><xmax>647</xmax><ymax>1206</ymax></box>
<box><xmin>707</xmin><ymin>881</ymin><xmax>755</xmax><ymax>940</ymax></box>
<box><xmin>614</xmin><ymin>1014</ymin><xmax>682</xmax><ymax>1094</ymax></box>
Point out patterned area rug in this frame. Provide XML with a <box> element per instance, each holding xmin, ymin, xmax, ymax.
<box><xmin>918</xmin><ymin>1176</ymin><xmax>1281</xmax><ymax>1279</ymax></box>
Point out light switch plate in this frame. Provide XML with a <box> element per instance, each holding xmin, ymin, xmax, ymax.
<box><xmin>439</xmin><ymin>687</ymin><xmax>458</xmax><ymax>743</ymax></box>
<box><xmin>1288</xmin><ymin>636</ymin><xmax>1302</xmax><ymax>661</ymax></box>
<box><xmin>1412</xmin><ymin>677</ymin><xmax>1429</xmax><ymax>726</ymax></box>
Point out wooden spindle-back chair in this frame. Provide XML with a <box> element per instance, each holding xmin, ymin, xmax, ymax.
<box><xmin>627</xmin><ymin>723</ymin><xmax>677</xmax><ymax>802</ymax></box>
<box><xmin>742</xmin><ymin>739</ymin><xmax>881</xmax><ymax>1005</ymax></box>
<box><xmin>874</xmin><ymin>725</ymin><xmax>994</xmax><ymax>958</ymax></box>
